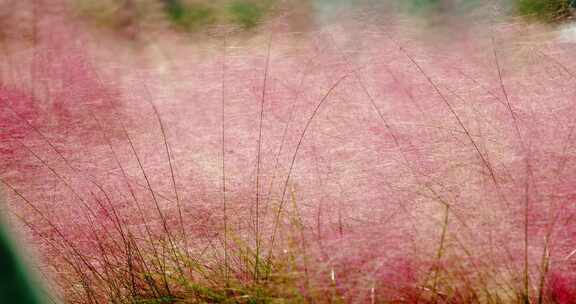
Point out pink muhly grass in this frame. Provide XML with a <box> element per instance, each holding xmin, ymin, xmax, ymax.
<box><xmin>2</xmin><ymin>2</ymin><xmax>576</xmax><ymax>303</ymax></box>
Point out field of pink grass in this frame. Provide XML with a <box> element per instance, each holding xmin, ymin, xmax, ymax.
<box><xmin>2</xmin><ymin>1</ymin><xmax>576</xmax><ymax>303</ymax></box>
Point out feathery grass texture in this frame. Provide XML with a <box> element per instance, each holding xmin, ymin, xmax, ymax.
<box><xmin>2</xmin><ymin>1</ymin><xmax>576</xmax><ymax>303</ymax></box>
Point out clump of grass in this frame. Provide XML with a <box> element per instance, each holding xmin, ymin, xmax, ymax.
<box><xmin>516</xmin><ymin>0</ymin><xmax>574</xmax><ymax>22</ymax></box>
<box><xmin>162</xmin><ymin>0</ymin><xmax>216</xmax><ymax>31</ymax></box>
<box><xmin>227</xmin><ymin>1</ymin><xmax>265</xmax><ymax>29</ymax></box>
<box><xmin>72</xmin><ymin>0</ymin><xmax>280</xmax><ymax>35</ymax></box>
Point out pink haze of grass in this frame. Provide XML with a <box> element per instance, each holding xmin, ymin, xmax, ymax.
<box><xmin>1</xmin><ymin>2</ymin><xmax>576</xmax><ymax>303</ymax></box>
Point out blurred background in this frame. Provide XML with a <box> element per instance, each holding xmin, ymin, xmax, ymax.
<box><xmin>2</xmin><ymin>0</ymin><xmax>576</xmax><ymax>43</ymax></box>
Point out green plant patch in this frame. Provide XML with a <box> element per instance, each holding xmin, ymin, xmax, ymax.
<box><xmin>134</xmin><ymin>295</ymin><xmax>177</xmax><ymax>304</ymax></box>
<box><xmin>401</xmin><ymin>0</ymin><xmax>482</xmax><ymax>14</ymax></box>
<box><xmin>228</xmin><ymin>1</ymin><xmax>264</xmax><ymax>29</ymax></box>
<box><xmin>516</xmin><ymin>0</ymin><xmax>572</xmax><ymax>21</ymax></box>
<box><xmin>164</xmin><ymin>0</ymin><xmax>216</xmax><ymax>30</ymax></box>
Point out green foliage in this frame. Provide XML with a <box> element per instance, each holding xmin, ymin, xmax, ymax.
<box><xmin>228</xmin><ymin>1</ymin><xmax>264</xmax><ymax>29</ymax></box>
<box><xmin>134</xmin><ymin>295</ymin><xmax>177</xmax><ymax>303</ymax></box>
<box><xmin>0</xmin><ymin>217</ymin><xmax>46</xmax><ymax>304</ymax></box>
<box><xmin>163</xmin><ymin>0</ymin><xmax>276</xmax><ymax>31</ymax></box>
<box><xmin>516</xmin><ymin>0</ymin><xmax>572</xmax><ymax>21</ymax></box>
<box><xmin>399</xmin><ymin>0</ymin><xmax>482</xmax><ymax>16</ymax></box>
<box><xmin>164</xmin><ymin>0</ymin><xmax>216</xmax><ymax>30</ymax></box>
<box><xmin>409</xmin><ymin>0</ymin><xmax>441</xmax><ymax>10</ymax></box>
<box><xmin>75</xmin><ymin>0</ymin><xmax>281</xmax><ymax>34</ymax></box>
